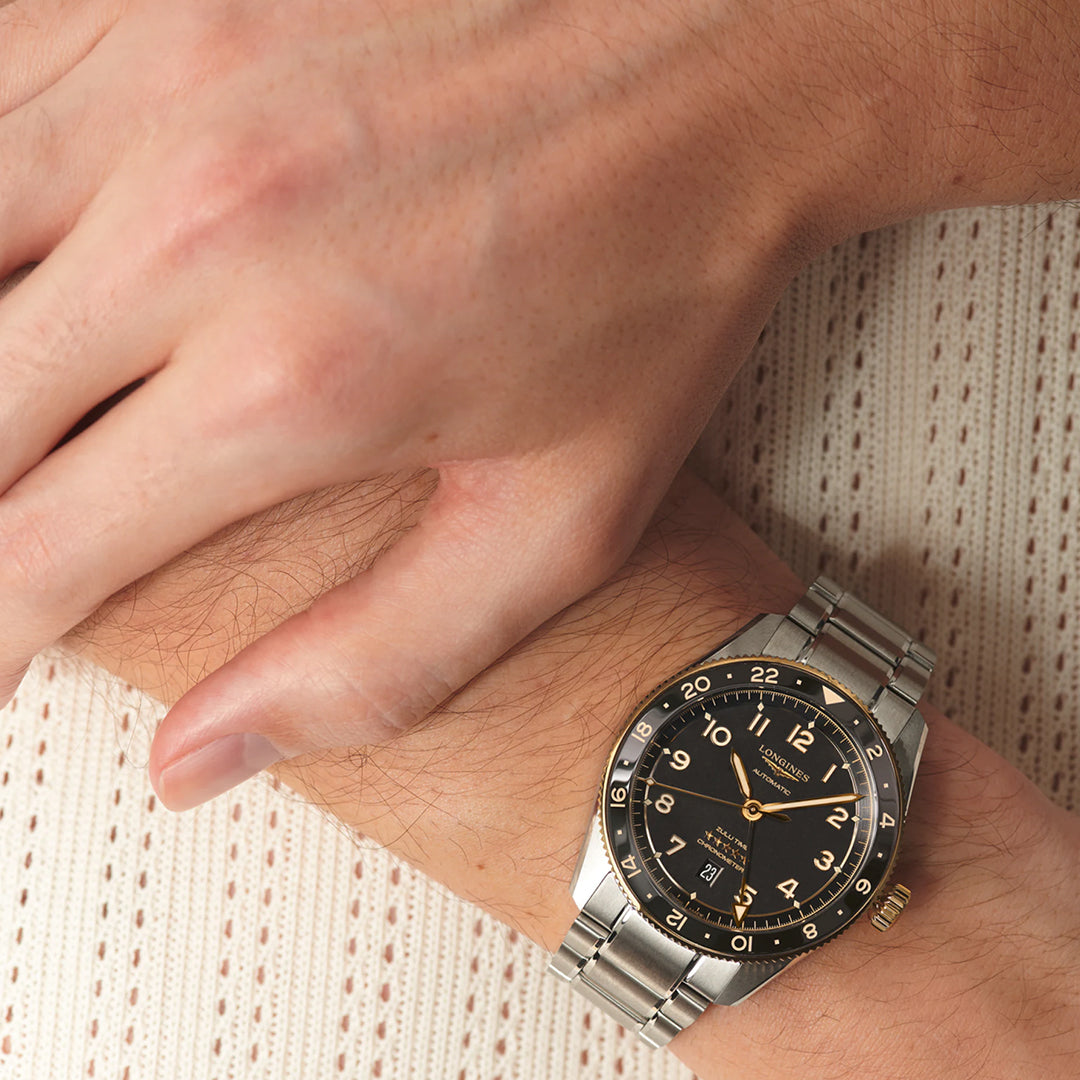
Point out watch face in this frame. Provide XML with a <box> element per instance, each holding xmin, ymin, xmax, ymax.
<box><xmin>601</xmin><ymin>657</ymin><xmax>905</xmax><ymax>962</ymax></box>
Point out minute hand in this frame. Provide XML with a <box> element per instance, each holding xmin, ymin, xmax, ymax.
<box><xmin>757</xmin><ymin>793</ymin><xmax>864</xmax><ymax>813</ymax></box>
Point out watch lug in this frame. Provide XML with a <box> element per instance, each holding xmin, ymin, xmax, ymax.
<box><xmin>892</xmin><ymin>708</ymin><xmax>929</xmax><ymax>814</ymax></box>
<box><xmin>694</xmin><ymin>954</ymin><xmax>795</xmax><ymax>1006</ymax></box>
<box><xmin>705</xmin><ymin>614</ymin><xmax>787</xmax><ymax>661</ymax></box>
<box><xmin>570</xmin><ymin>811</ymin><xmax>613</xmax><ymax>911</ymax></box>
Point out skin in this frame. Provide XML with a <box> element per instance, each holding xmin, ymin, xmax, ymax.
<box><xmin>68</xmin><ymin>471</ymin><xmax>1080</xmax><ymax>1079</ymax></box>
<box><xmin>3</xmin><ymin>0</ymin><xmax>1080</xmax><ymax>810</ymax></box>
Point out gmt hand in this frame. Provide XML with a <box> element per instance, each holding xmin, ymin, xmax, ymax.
<box><xmin>732</xmin><ymin>816</ymin><xmax>757</xmax><ymax>927</ymax></box>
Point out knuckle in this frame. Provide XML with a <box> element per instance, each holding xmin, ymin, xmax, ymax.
<box><xmin>153</xmin><ymin>137</ymin><xmax>295</xmax><ymax>263</ymax></box>
<box><xmin>196</xmin><ymin>310</ymin><xmax>403</xmax><ymax>460</ymax></box>
<box><xmin>222</xmin><ymin>343</ymin><xmax>312</xmax><ymax>431</ymax></box>
<box><xmin>154</xmin><ymin>138</ymin><xmax>275</xmax><ymax>261</ymax></box>
<box><xmin>204</xmin><ymin>335</ymin><xmax>352</xmax><ymax>451</ymax></box>
<box><xmin>154</xmin><ymin>106</ymin><xmax>370</xmax><ymax>266</ymax></box>
<box><xmin>337</xmin><ymin>652</ymin><xmax>456</xmax><ymax>745</ymax></box>
<box><xmin>256</xmin><ymin>615</ymin><xmax>457</xmax><ymax>755</ymax></box>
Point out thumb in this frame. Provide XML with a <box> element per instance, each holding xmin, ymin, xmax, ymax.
<box><xmin>147</xmin><ymin>457</ymin><xmax>636</xmax><ymax>811</ymax></box>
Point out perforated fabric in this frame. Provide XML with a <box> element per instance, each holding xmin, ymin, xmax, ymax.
<box><xmin>2</xmin><ymin>203</ymin><xmax>1077</xmax><ymax>1079</ymax></box>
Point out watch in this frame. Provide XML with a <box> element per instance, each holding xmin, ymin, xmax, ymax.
<box><xmin>548</xmin><ymin>576</ymin><xmax>934</xmax><ymax>1048</ymax></box>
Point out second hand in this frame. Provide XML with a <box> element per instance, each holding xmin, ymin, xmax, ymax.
<box><xmin>645</xmin><ymin>778</ymin><xmax>790</xmax><ymax>821</ymax></box>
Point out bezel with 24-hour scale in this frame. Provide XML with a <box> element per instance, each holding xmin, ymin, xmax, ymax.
<box><xmin>601</xmin><ymin>656</ymin><xmax>904</xmax><ymax>961</ymax></box>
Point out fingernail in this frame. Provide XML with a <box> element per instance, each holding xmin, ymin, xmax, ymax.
<box><xmin>157</xmin><ymin>733</ymin><xmax>284</xmax><ymax>812</ymax></box>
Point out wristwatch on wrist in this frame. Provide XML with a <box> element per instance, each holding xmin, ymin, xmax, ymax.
<box><xmin>548</xmin><ymin>576</ymin><xmax>934</xmax><ymax>1048</ymax></box>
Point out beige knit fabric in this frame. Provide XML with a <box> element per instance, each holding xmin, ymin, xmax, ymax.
<box><xmin>1</xmin><ymin>203</ymin><xmax>1077</xmax><ymax>1079</ymax></box>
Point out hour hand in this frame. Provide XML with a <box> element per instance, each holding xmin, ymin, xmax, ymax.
<box><xmin>730</xmin><ymin>750</ymin><xmax>752</xmax><ymax>801</ymax></box>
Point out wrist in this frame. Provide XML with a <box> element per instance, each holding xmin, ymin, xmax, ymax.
<box><xmin>718</xmin><ymin>0</ymin><xmax>1080</xmax><ymax>253</ymax></box>
<box><xmin>650</xmin><ymin>0</ymin><xmax>953</xmax><ymax>262</ymax></box>
<box><xmin>816</xmin><ymin>0</ymin><xmax>1080</xmax><ymax>222</ymax></box>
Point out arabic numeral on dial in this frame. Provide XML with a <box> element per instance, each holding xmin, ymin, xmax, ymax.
<box><xmin>826</xmin><ymin>807</ymin><xmax>849</xmax><ymax>829</ymax></box>
<box><xmin>785</xmin><ymin>723</ymin><xmax>814</xmax><ymax>752</ymax></box>
<box><xmin>654</xmin><ymin>793</ymin><xmax>676</xmax><ymax>814</ymax></box>
<box><xmin>750</xmin><ymin>666</ymin><xmax>778</xmax><ymax>684</ymax></box>
<box><xmin>681</xmin><ymin>676</ymin><xmax>712</xmax><ymax>700</ymax></box>
<box><xmin>855</xmin><ymin>878</ymin><xmax>872</xmax><ymax>894</ymax></box>
<box><xmin>813</xmin><ymin>849</ymin><xmax>836</xmax><ymax>871</ymax></box>
<box><xmin>665</xmin><ymin>835</ymin><xmax>687</xmax><ymax>856</ymax></box>
<box><xmin>670</xmin><ymin>749</ymin><xmax>691</xmax><ymax>771</ymax></box>
<box><xmin>802</xmin><ymin>923</ymin><xmax>819</xmax><ymax>940</ymax></box>
<box><xmin>730</xmin><ymin>934</ymin><xmax>753</xmax><ymax>952</ymax></box>
<box><xmin>777</xmin><ymin>878</ymin><xmax>799</xmax><ymax>900</ymax></box>
<box><xmin>629</xmin><ymin>720</ymin><xmax>653</xmax><ymax>744</ymax></box>
<box><xmin>665</xmin><ymin>911</ymin><xmax>687</xmax><ymax>931</ymax></box>
<box><xmin>747</xmin><ymin>713</ymin><xmax>771</xmax><ymax>737</ymax></box>
<box><xmin>609</xmin><ymin>785</ymin><xmax>627</xmax><ymax>807</ymax></box>
<box><xmin>702</xmin><ymin>717</ymin><xmax>732</xmax><ymax>746</ymax></box>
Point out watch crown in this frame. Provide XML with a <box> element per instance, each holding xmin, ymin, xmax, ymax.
<box><xmin>870</xmin><ymin>884</ymin><xmax>911</xmax><ymax>932</ymax></box>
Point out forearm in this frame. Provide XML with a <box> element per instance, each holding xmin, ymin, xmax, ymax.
<box><xmin>925</xmin><ymin>0</ymin><xmax>1080</xmax><ymax>209</ymax></box>
<box><xmin>670</xmin><ymin>0</ymin><xmax>1080</xmax><ymax>245</ymax></box>
<box><xmin>68</xmin><ymin>471</ymin><xmax>1080</xmax><ymax>1079</ymax></box>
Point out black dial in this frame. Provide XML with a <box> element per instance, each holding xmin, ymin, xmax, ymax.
<box><xmin>602</xmin><ymin>657</ymin><xmax>904</xmax><ymax>961</ymax></box>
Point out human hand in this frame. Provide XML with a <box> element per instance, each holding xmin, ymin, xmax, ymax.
<box><xmin>70</xmin><ymin>469</ymin><xmax>1080</xmax><ymax>1078</ymax></box>
<box><xmin>0</xmin><ymin>0</ymin><xmax>822</xmax><ymax>807</ymax></box>
<box><xmin>6</xmin><ymin>0</ymin><xmax>1080</xmax><ymax>811</ymax></box>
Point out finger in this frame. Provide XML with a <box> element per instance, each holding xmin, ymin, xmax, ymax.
<box><xmin>0</xmin><ymin>0</ymin><xmax>120</xmax><ymax>116</ymax></box>
<box><xmin>0</xmin><ymin>173</ymin><xmax>200</xmax><ymax>488</ymax></box>
<box><xmin>0</xmin><ymin>59</ymin><xmax>134</xmax><ymax>276</ymax></box>
<box><xmin>147</xmin><ymin>455</ymin><xmax>648</xmax><ymax>812</ymax></box>
<box><xmin>0</xmin><ymin>340</ymin><xmax>348</xmax><ymax>703</ymax></box>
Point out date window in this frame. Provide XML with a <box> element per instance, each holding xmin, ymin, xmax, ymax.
<box><xmin>698</xmin><ymin>861</ymin><xmax>721</xmax><ymax>885</ymax></box>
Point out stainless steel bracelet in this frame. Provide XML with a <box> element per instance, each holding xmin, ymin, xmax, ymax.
<box><xmin>548</xmin><ymin>576</ymin><xmax>934</xmax><ymax>1049</ymax></box>
<box><xmin>761</xmin><ymin>576</ymin><xmax>935</xmax><ymax>749</ymax></box>
<box><xmin>548</xmin><ymin>872</ymin><xmax>728</xmax><ymax>1048</ymax></box>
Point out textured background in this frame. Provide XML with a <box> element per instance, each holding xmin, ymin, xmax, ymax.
<box><xmin>2</xmin><ymin>203</ymin><xmax>1077</xmax><ymax>1079</ymax></box>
